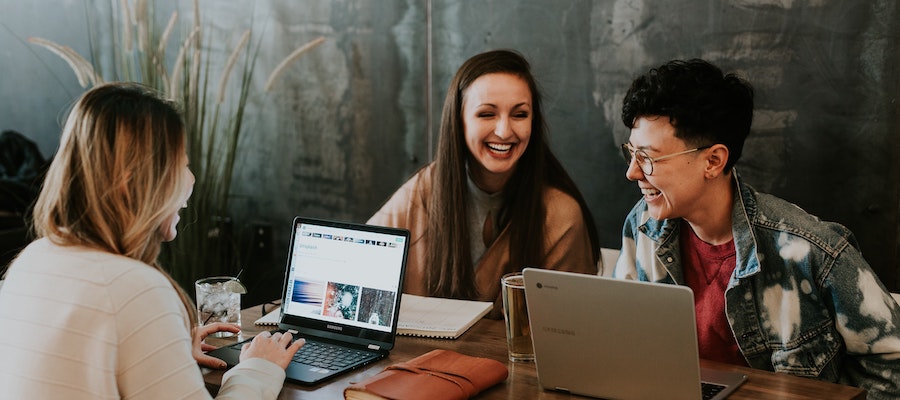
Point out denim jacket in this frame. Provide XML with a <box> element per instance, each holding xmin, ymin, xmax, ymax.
<box><xmin>613</xmin><ymin>173</ymin><xmax>900</xmax><ymax>399</ymax></box>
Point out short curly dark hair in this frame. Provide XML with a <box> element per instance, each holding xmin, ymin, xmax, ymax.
<box><xmin>621</xmin><ymin>59</ymin><xmax>754</xmax><ymax>172</ymax></box>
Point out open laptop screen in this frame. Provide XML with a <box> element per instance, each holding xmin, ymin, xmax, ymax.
<box><xmin>280</xmin><ymin>218</ymin><xmax>408</xmax><ymax>345</ymax></box>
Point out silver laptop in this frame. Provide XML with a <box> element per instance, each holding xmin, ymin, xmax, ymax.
<box><xmin>208</xmin><ymin>217</ymin><xmax>409</xmax><ymax>385</ymax></box>
<box><xmin>523</xmin><ymin>268</ymin><xmax>746</xmax><ymax>400</ymax></box>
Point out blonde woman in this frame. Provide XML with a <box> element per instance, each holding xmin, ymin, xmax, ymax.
<box><xmin>0</xmin><ymin>83</ymin><xmax>303</xmax><ymax>399</ymax></box>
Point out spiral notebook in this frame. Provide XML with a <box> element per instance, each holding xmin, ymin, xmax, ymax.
<box><xmin>254</xmin><ymin>307</ymin><xmax>282</xmax><ymax>326</ymax></box>
<box><xmin>395</xmin><ymin>294</ymin><xmax>492</xmax><ymax>339</ymax></box>
<box><xmin>257</xmin><ymin>294</ymin><xmax>491</xmax><ymax>338</ymax></box>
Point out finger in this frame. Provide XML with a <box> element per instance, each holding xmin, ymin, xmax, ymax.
<box><xmin>218</xmin><ymin>323</ymin><xmax>242</xmax><ymax>333</ymax></box>
<box><xmin>206</xmin><ymin>322</ymin><xmax>241</xmax><ymax>334</ymax></box>
<box><xmin>288</xmin><ymin>338</ymin><xmax>306</xmax><ymax>352</ymax></box>
<box><xmin>196</xmin><ymin>322</ymin><xmax>241</xmax><ymax>340</ymax></box>
<box><xmin>278</xmin><ymin>331</ymin><xmax>294</xmax><ymax>346</ymax></box>
<box><xmin>196</xmin><ymin>353</ymin><xmax>228</xmax><ymax>369</ymax></box>
<box><xmin>253</xmin><ymin>330</ymin><xmax>272</xmax><ymax>343</ymax></box>
<box><xmin>196</xmin><ymin>323</ymin><xmax>220</xmax><ymax>338</ymax></box>
<box><xmin>200</xmin><ymin>343</ymin><xmax>217</xmax><ymax>352</ymax></box>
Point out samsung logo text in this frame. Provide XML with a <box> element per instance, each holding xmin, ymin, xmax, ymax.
<box><xmin>542</xmin><ymin>326</ymin><xmax>575</xmax><ymax>336</ymax></box>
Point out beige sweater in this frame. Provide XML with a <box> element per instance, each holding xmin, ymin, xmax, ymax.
<box><xmin>368</xmin><ymin>165</ymin><xmax>597</xmax><ymax>318</ymax></box>
<box><xmin>0</xmin><ymin>238</ymin><xmax>285</xmax><ymax>400</ymax></box>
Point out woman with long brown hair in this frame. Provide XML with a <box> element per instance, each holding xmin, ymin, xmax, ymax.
<box><xmin>0</xmin><ymin>83</ymin><xmax>303</xmax><ymax>399</ymax></box>
<box><xmin>369</xmin><ymin>49</ymin><xmax>599</xmax><ymax>317</ymax></box>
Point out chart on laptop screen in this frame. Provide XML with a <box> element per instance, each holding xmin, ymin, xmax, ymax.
<box><xmin>284</xmin><ymin>222</ymin><xmax>405</xmax><ymax>333</ymax></box>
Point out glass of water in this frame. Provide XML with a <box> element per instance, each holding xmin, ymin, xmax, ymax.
<box><xmin>195</xmin><ymin>276</ymin><xmax>244</xmax><ymax>337</ymax></box>
<box><xmin>501</xmin><ymin>272</ymin><xmax>534</xmax><ymax>362</ymax></box>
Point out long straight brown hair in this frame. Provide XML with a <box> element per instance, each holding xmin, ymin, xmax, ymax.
<box><xmin>425</xmin><ymin>49</ymin><xmax>599</xmax><ymax>299</ymax></box>
<box><xmin>33</xmin><ymin>82</ymin><xmax>198</xmax><ymax>327</ymax></box>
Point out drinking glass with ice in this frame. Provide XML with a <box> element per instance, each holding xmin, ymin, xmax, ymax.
<box><xmin>195</xmin><ymin>276</ymin><xmax>247</xmax><ymax>337</ymax></box>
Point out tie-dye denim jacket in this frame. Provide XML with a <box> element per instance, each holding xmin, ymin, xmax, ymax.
<box><xmin>613</xmin><ymin>173</ymin><xmax>900</xmax><ymax>399</ymax></box>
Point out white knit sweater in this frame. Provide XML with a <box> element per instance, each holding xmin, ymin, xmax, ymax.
<box><xmin>0</xmin><ymin>238</ymin><xmax>285</xmax><ymax>399</ymax></box>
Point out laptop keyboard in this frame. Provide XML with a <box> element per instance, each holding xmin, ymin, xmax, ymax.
<box><xmin>290</xmin><ymin>339</ymin><xmax>375</xmax><ymax>370</ymax></box>
<box><xmin>701</xmin><ymin>382</ymin><xmax>727</xmax><ymax>400</ymax></box>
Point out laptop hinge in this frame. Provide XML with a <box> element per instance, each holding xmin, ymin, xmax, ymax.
<box><xmin>367</xmin><ymin>344</ymin><xmax>381</xmax><ymax>350</ymax></box>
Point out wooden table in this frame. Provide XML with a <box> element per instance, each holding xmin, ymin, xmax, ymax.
<box><xmin>203</xmin><ymin>303</ymin><xmax>867</xmax><ymax>400</ymax></box>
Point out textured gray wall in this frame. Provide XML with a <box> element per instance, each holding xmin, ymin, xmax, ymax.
<box><xmin>1</xmin><ymin>0</ymin><xmax>898</xmax><ymax>292</ymax></box>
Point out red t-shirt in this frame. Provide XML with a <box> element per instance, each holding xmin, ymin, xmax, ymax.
<box><xmin>680</xmin><ymin>221</ymin><xmax>748</xmax><ymax>366</ymax></box>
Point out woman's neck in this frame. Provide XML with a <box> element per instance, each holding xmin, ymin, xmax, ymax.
<box><xmin>467</xmin><ymin>163</ymin><xmax>513</xmax><ymax>194</ymax></box>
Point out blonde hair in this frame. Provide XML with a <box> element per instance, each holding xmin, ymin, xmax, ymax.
<box><xmin>33</xmin><ymin>82</ymin><xmax>197</xmax><ymax>326</ymax></box>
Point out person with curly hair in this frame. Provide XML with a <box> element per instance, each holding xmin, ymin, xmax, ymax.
<box><xmin>612</xmin><ymin>59</ymin><xmax>900</xmax><ymax>399</ymax></box>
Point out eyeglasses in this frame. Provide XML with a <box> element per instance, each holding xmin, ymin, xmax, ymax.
<box><xmin>620</xmin><ymin>143</ymin><xmax>711</xmax><ymax>176</ymax></box>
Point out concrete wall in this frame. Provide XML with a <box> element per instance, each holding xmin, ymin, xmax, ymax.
<box><xmin>2</xmin><ymin>0</ymin><xmax>898</xmax><ymax>291</ymax></box>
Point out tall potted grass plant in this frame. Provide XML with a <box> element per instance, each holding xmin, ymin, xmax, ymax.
<box><xmin>28</xmin><ymin>0</ymin><xmax>324</xmax><ymax>291</ymax></box>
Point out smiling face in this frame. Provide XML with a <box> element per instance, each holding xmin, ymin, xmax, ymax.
<box><xmin>462</xmin><ymin>72</ymin><xmax>532</xmax><ymax>193</ymax></box>
<box><xmin>159</xmin><ymin>153</ymin><xmax>195</xmax><ymax>242</ymax></box>
<box><xmin>625</xmin><ymin>116</ymin><xmax>711</xmax><ymax>221</ymax></box>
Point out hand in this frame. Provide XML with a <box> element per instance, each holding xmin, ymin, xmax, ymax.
<box><xmin>192</xmin><ymin>322</ymin><xmax>241</xmax><ymax>369</ymax></box>
<box><xmin>240</xmin><ymin>330</ymin><xmax>306</xmax><ymax>369</ymax></box>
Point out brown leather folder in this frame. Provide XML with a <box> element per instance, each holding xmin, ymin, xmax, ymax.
<box><xmin>344</xmin><ymin>349</ymin><xmax>508</xmax><ymax>400</ymax></box>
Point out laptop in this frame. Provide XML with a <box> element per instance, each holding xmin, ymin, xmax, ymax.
<box><xmin>522</xmin><ymin>268</ymin><xmax>747</xmax><ymax>400</ymax></box>
<box><xmin>207</xmin><ymin>217</ymin><xmax>410</xmax><ymax>385</ymax></box>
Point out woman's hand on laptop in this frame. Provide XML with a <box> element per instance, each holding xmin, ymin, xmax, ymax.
<box><xmin>241</xmin><ymin>330</ymin><xmax>306</xmax><ymax>369</ymax></box>
<box><xmin>193</xmin><ymin>322</ymin><xmax>241</xmax><ymax>369</ymax></box>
